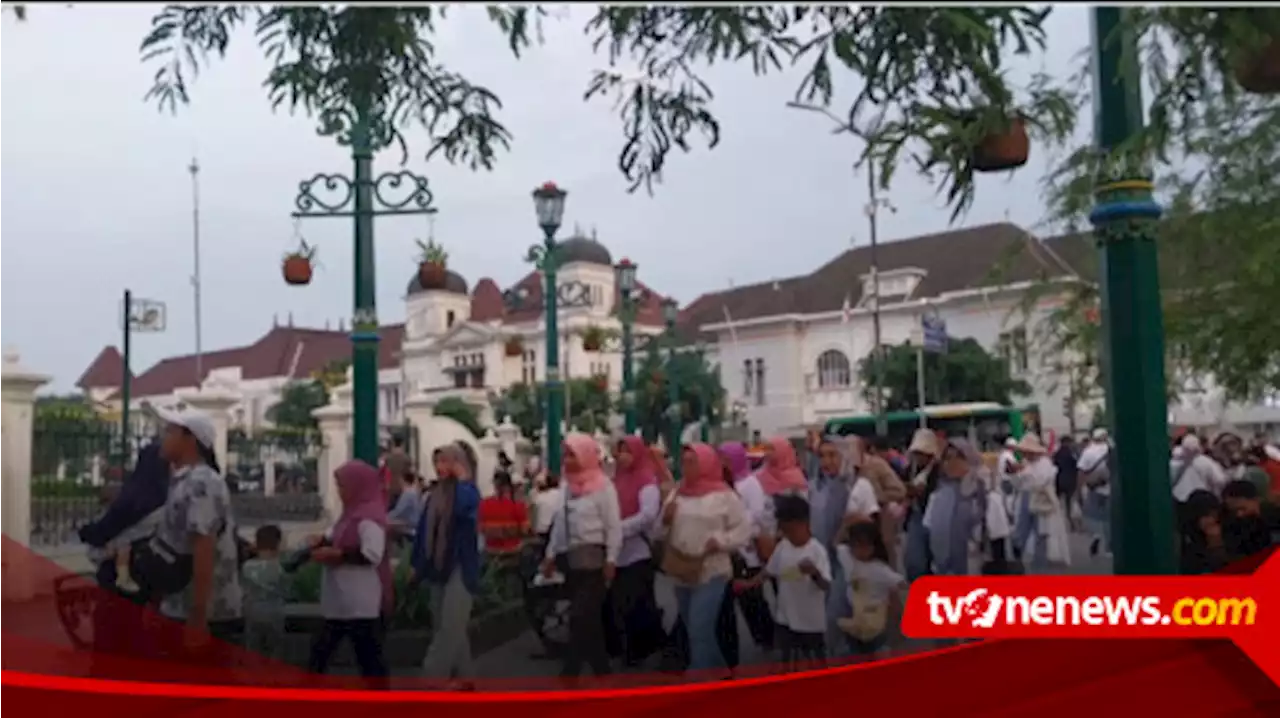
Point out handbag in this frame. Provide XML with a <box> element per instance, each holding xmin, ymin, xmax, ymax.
<box><xmin>660</xmin><ymin>545</ymin><xmax>705</xmax><ymax>584</ymax></box>
<box><xmin>846</xmin><ymin>582</ymin><xmax>889</xmax><ymax>641</ymax></box>
<box><xmin>565</xmin><ymin>544</ymin><xmax>607</xmax><ymax>572</ymax></box>
<box><xmin>128</xmin><ymin>534</ymin><xmax>194</xmax><ymax>598</ymax></box>
<box><xmin>1028</xmin><ymin>487</ymin><xmax>1057</xmax><ymax>516</ymax></box>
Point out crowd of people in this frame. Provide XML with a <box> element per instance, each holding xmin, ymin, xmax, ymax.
<box><xmin>74</xmin><ymin>405</ymin><xmax>1280</xmax><ymax>689</ymax></box>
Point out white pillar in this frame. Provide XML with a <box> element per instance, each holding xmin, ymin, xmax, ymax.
<box><xmin>314</xmin><ymin>405</ymin><xmax>352</xmax><ymax>521</ymax></box>
<box><xmin>477</xmin><ymin>428</ymin><xmax>501</xmax><ymax>497</ymax></box>
<box><xmin>2</xmin><ymin>349</ymin><xmax>51</xmax><ymax>602</ymax></box>
<box><xmin>176</xmin><ymin>387</ymin><xmax>237</xmax><ymax>471</ymax></box>
<box><xmin>262</xmin><ymin>450</ymin><xmax>277</xmax><ymax>497</ymax></box>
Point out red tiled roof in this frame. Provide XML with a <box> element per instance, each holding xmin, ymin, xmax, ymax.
<box><xmin>676</xmin><ymin>222</ymin><xmax>1088</xmax><ymax>340</ymax></box>
<box><xmin>470</xmin><ymin>278</ymin><xmax>505</xmax><ymax>321</ymax></box>
<box><xmin>76</xmin><ymin>346</ymin><xmax>130</xmax><ymax>390</ymax></box>
<box><xmin>105</xmin><ymin>324</ymin><xmax>406</xmax><ymax>399</ymax></box>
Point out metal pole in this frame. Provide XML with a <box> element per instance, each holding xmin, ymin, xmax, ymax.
<box><xmin>349</xmin><ymin>102</ymin><xmax>380</xmax><ymax>465</ymax></box>
<box><xmin>621</xmin><ymin>289</ymin><xmax>637</xmax><ymax>435</ymax></box>
<box><xmin>121</xmin><ymin>289</ymin><xmax>132</xmax><ymax>462</ymax></box>
<box><xmin>1090</xmin><ymin>7</ymin><xmax>1175</xmax><ymax>575</ymax></box>
<box><xmin>543</xmin><ymin>227</ymin><xmax>564</xmax><ymax>478</ymax></box>
<box><xmin>916</xmin><ymin>343</ymin><xmax>926</xmax><ymax>428</ymax></box>
<box><xmin>188</xmin><ymin>156</ymin><xmax>204</xmax><ymax>384</ymax></box>
<box><xmin>665</xmin><ymin>322</ymin><xmax>682</xmax><ymax>480</ymax></box>
<box><xmin>867</xmin><ymin>158</ymin><xmax>885</xmax><ymax>436</ymax></box>
<box><xmin>698</xmin><ymin>345</ymin><xmax>711</xmax><ymax>442</ymax></box>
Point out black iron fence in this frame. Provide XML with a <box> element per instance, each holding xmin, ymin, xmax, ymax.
<box><xmin>30</xmin><ymin>411</ymin><xmax>157</xmax><ymax>547</ymax></box>
<box><xmin>227</xmin><ymin>427</ymin><xmax>325</xmax><ymax>495</ymax></box>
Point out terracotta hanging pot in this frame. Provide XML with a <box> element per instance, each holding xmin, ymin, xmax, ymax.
<box><xmin>282</xmin><ymin>255</ymin><xmax>313</xmax><ymax>286</ymax></box>
<box><xmin>504</xmin><ymin>337</ymin><xmax>524</xmax><ymax>357</ymax></box>
<box><xmin>418</xmin><ymin>261</ymin><xmax>447</xmax><ymax>290</ymax></box>
<box><xmin>1234</xmin><ymin>39</ymin><xmax>1280</xmax><ymax>94</ymax></box>
<box><xmin>972</xmin><ymin>117</ymin><xmax>1030</xmax><ymax>173</ymax></box>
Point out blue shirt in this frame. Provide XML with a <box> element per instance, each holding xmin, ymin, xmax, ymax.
<box><xmin>410</xmin><ymin>482</ymin><xmax>481</xmax><ymax>593</ymax></box>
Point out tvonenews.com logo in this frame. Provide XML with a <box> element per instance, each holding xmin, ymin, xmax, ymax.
<box><xmin>925</xmin><ymin>589</ymin><xmax>1258</xmax><ymax>630</ymax></box>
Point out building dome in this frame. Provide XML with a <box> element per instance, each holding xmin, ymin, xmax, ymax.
<box><xmin>406</xmin><ymin>269</ymin><xmax>469</xmax><ymax>296</ymax></box>
<box><xmin>557</xmin><ymin>234</ymin><xmax>613</xmax><ymax>266</ymax></box>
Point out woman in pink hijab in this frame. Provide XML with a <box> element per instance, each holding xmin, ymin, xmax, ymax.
<box><xmin>540</xmin><ymin>432</ymin><xmax>621</xmax><ymax>680</ymax></box>
<box><xmin>661</xmin><ymin>443</ymin><xmax>752</xmax><ymax>674</ymax></box>
<box><xmin>305</xmin><ymin>460</ymin><xmax>390</xmax><ymax>684</ymax></box>
<box><xmin>608</xmin><ymin>435</ymin><xmax>664</xmax><ymax>665</ymax></box>
<box><xmin>757</xmin><ymin>437</ymin><xmax>810</xmax><ymax>496</ymax></box>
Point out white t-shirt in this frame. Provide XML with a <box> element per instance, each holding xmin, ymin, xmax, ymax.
<box><xmin>844</xmin><ymin>476</ymin><xmax>879</xmax><ymax>519</ymax></box>
<box><xmin>532</xmin><ymin>487</ymin><xmax>563</xmax><ymax>534</ymax></box>
<box><xmin>997</xmin><ymin>450</ymin><xmax>1019</xmax><ymax>479</ymax></box>
<box><xmin>835</xmin><ymin>545</ymin><xmax>906</xmax><ymax>606</ymax></box>
<box><xmin>733</xmin><ymin>473</ymin><xmax>769</xmax><ymax>568</ymax></box>
<box><xmin>1172</xmin><ymin>454</ymin><xmax>1227</xmax><ymax>502</ymax></box>
<box><xmin>765</xmin><ymin>536</ymin><xmax>831</xmax><ymax>634</ymax></box>
<box><xmin>321</xmin><ymin>521</ymin><xmax>386</xmax><ymax>620</ymax></box>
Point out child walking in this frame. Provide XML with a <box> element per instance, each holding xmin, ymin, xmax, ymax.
<box><xmin>241</xmin><ymin>525</ymin><xmax>288</xmax><ymax>661</ymax></box>
<box><xmin>306</xmin><ymin>460</ymin><xmax>391</xmax><ymax>685</ymax></box>
<box><xmin>835</xmin><ymin>522</ymin><xmax>907</xmax><ymax>658</ymax></box>
<box><xmin>736</xmin><ymin>494</ymin><xmax>830</xmax><ymax>670</ymax></box>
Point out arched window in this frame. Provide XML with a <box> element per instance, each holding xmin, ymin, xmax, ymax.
<box><xmin>816</xmin><ymin>349</ymin><xmax>852</xmax><ymax>389</ymax></box>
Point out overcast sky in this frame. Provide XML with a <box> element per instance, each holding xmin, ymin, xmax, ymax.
<box><xmin>2</xmin><ymin>5</ymin><xmax>1091</xmax><ymax>391</ymax></box>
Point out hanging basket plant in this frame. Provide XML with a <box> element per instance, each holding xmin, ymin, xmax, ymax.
<box><xmin>415</xmin><ymin>238</ymin><xmax>449</xmax><ymax>290</ymax></box>
<box><xmin>581</xmin><ymin>325</ymin><xmax>606</xmax><ymax>352</ymax></box>
<box><xmin>873</xmin><ymin>72</ymin><xmax>1075</xmax><ymax>222</ymax></box>
<box><xmin>971</xmin><ymin>116</ymin><xmax>1030</xmax><ymax>173</ymax></box>
<box><xmin>504</xmin><ymin>336</ymin><xmax>524</xmax><ymax>357</ymax></box>
<box><xmin>1234</xmin><ymin>37</ymin><xmax>1280</xmax><ymax>94</ymax></box>
<box><xmin>282</xmin><ymin>240</ymin><xmax>317</xmax><ymax>286</ymax></box>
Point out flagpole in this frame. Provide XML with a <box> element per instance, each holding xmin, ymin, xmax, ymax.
<box><xmin>867</xmin><ymin>157</ymin><xmax>885</xmax><ymax>435</ymax></box>
<box><xmin>188</xmin><ymin>155</ymin><xmax>204</xmax><ymax>384</ymax></box>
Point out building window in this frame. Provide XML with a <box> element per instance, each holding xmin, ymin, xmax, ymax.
<box><xmin>446</xmin><ymin>310</ymin><xmax>456</xmax><ymax>328</ymax></box>
<box><xmin>743</xmin><ymin>359</ymin><xmax>754</xmax><ymax>399</ymax></box>
<box><xmin>522</xmin><ymin>350</ymin><xmax>538</xmax><ymax>384</ymax></box>
<box><xmin>997</xmin><ymin>328</ymin><xmax>1029</xmax><ymax>374</ymax></box>
<box><xmin>754</xmin><ymin>358</ymin><xmax>766</xmax><ymax>406</ymax></box>
<box><xmin>816</xmin><ymin>349</ymin><xmax>852</xmax><ymax>389</ymax></box>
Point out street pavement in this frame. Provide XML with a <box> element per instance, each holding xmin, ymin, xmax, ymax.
<box><xmin>468</xmin><ymin>529</ymin><xmax>1114</xmax><ymax>682</ymax></box>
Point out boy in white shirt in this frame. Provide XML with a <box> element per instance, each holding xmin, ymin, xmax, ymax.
<box><xmin>736</xmin><ymin>494</ymin><xmax>831</xmax><ymax>669</ymax></box>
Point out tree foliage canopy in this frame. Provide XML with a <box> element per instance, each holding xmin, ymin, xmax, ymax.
<box><xmin>491</xmin><ymin>377</ymin><xmax>615</xmax><ymax>442</ymax></box>
<box><xmin>432</xmin><ymin>397</ymin><xmax>484</xmax><ymax>439</ymax></box>
<box><xmin>138</xmin><ymin>5</ymin><xmax>1080</xmax><ymax>219</ymax></box>
<box><xmin>858</xmin><ymin>338</ymin><xmax>1031</xmax><ymax>413</ymax></box>
<box><xmin>633</xmin><ymin>344</ymin><xmax>725</xmax><ymax>444</ymax></box>
<box><xmin>266</xmin><ymin>380</ymin><xmax>328</xmax><ymax>430</ymax></box>
<box><xmin>1035</xmin><ymin>8</ymin><xmax>1280</xmax><ymax>401</ymax></box>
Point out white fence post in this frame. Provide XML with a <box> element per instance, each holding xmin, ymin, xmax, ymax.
<box><xmin>2</xmin><ymin>350</ymin><xmax>51</xmax><ymax>602</ymax></box>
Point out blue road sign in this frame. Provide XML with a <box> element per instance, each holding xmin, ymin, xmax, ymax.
<box><xmin>922</xmin><ymin>313</ymin><xmax>947</xmax><ymax>353</ymax></box>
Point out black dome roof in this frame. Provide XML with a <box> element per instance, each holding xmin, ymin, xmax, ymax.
<box><xmin>406</xmin><ymin>269</ymin><xmax>469</xmax><ymax>296</ymax></box>
<box><xmin>557</xmin><ymin>235</ymin><xmax>613</xmax><ymax>266</ymax></box>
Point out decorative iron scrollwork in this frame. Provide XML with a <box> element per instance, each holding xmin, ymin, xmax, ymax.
<box><xmin>502</xmin><ymin>279</ymin><xmax>596</xmax><ymax>311</ymax></box>
<box><xmin>292</xmin><ymin>170</ymin><xmax>436</xmax><ymax>218</ymax></box>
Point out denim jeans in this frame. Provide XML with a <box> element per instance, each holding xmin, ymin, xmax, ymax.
<box><xmin>824</xmin><ymin>552</ymin><xmax>849</xmax><ymax>659</ymax></box>
<box><xmin>1013</xmin><ymin>494</ymin><xmax>1049</xmax><ymax>571</ymax></box>
<box><xmin>1083</xmin><ymin>489</ymin><xmax>1112</xmax><ymax>552</ymax></box>
<box><xmin>675</xmin><ymin>576</ymin><xmax>729</xmax><ymax>672</ymax></box>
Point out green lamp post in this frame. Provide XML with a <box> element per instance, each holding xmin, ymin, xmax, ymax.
<box><xmin>1090</xmin><ymin>7</ymin><xmax>1176</xmax><ymax>575</ymax></box>
<box><xmin>615</xmin><ymin>257</ymin><xmax>639</xmax><ymax>436</ymax></box>
<box><xmin>695</xmin><ymin>341</ymin><xmax>712</xmax><ymax>442</ymax></box>
<box><xmin>530</xmin><ymin>182</ymin><xmax>568</xmax><ymax>478</ymax></box>
<box><xmin>662</xmin><ymin>298</ymin><xmax>683</xmax><ymax>480</ymax></box>
<box><xmin>291</xmin><ymin>107</ymin><xmax>437</xmax><ymax>465</ymax></box>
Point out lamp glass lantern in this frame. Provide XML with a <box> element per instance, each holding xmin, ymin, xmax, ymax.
<box><xmin>662</xmin><ymin>298</ymin><xmax>679</xmax><ymax>326</ymax></box>
<box><xmin>532</xmin><ymin>181</ymin><xmax>568</xmax><ymax>230</ymax></box>
<box><xmin>615</xmin><ymin>258</ymin><xmax>638</xmax><ymax>294</ymax></box>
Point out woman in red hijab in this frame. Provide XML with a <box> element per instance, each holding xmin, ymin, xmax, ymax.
<box><xmin>606</xmin><ymin>436</ymin><xmax>664</xmax><ymax>666</ymax></box>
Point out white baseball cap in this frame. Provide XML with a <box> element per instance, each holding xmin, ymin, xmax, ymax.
<box><xmin>1092</xmin><ymin>428</ymin><xmax>1109</xmax><ymax>441</ymax></box>
<box><xmin>149</xmin><ymin>404</ymin><xmax>217</xmax><ymax>453</ymax></box>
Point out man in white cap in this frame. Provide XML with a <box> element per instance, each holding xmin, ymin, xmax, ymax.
<box><xmin>996</xmin><ymin>437</ymin><xmax>1022</xmax><ymax>515</ymax></box>
<box><xmin>1078</xmin><ymin>428</ymin><xmax>1112</xmax><ymax>558</ymax></box>
<box><xmin>148</xmin><ymin>405</ymin><xmax>243</xmax><ymax>655</ymax></box>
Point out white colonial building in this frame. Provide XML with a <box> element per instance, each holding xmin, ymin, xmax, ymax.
<box><xmin>681</xmin><ymin>222</ymin><xmax>1280</xmax><ymax>438</ymax></box>
<box><xmin>75</xmin><ymin>223</ymin><xmax>1280</xmax><ymax>440</ymax></box>
<box><xmin>76</xmin><ymin>232</ymin><xmax>670</xmax><ymax>429</ymax></box>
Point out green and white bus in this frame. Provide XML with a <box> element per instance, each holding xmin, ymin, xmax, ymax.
<box><xmin>821</xmin><ymin>402</ymin><xmax>1042</xmax><ymax>453</ymax></box>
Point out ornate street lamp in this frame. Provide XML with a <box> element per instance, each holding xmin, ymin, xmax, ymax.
<box><xmin>291</xmin><ymin>111</ymin><xmax>437</xmax><ymax>465</ymax></box>
<box><xmin>528</xmin><ymin>182</ymin><xmax>568</xmax><ymax>477</ymax></box>
<box><xmin>661</xmin><ymin>297</ymin><xmax>683</xmax><ymax>480</ymax></box>
<box><xmin>614</xmin><ymin>257</ymin><xmax>639</xmax><ymax>435</ymax></box>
